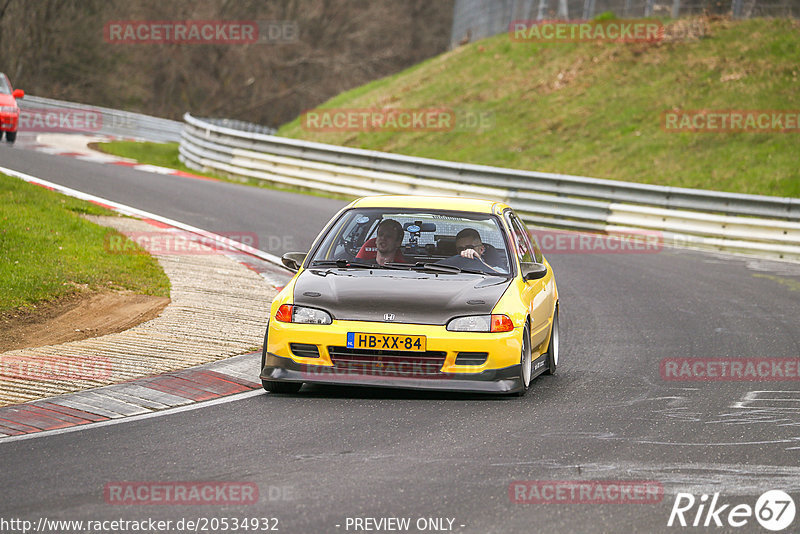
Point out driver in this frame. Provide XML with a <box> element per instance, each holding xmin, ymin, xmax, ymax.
<box><xmin>356</xmin><ymin>219</ymin><xmax>406</xmax><ymax>265</ymax></box>
<box><xmin>454</xmin><ymin>228</ymin><xmax>506</xmax><ymax>270</ymax></box>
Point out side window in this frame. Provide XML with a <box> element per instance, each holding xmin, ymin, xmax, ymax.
<box><xmin>505</xmin><ymin>212</ymin><xmax>534</xmax><ymax>264</ymax></box>
<box><xmin>516</xmin><ymin>216</ymin><xmax>543</xmax><ymax>263</ymax></box>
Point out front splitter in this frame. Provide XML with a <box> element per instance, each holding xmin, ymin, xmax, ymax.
<box><xmin>260</xmin><ymin>353</ymin><xmax>524</xmax><ymax>394</ymax></box>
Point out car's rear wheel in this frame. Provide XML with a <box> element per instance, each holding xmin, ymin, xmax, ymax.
<box><xmin>544</xmin><ymin>306</ymin><xmax>559</xmax><ymax>375</ymax></box>
<box><xmin>516</xmin><ymin>323</ymin><xmax>532</xmax><ymax>396</ymax></box>
<box><xmin>5</xmin><ymin>130</ymin><xmax>16</xmax><ymax>143</ymax></box>
<box><xmin>262</xmin><ymin>380</ymin><xmax>302</xmax><ymax>394</ymax></box>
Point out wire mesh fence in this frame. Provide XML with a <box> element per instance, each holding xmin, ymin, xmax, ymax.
<box><xmin>450</xmin><ymin>0</ymin><xmax>799</xmax><ymax>46</ymax></box>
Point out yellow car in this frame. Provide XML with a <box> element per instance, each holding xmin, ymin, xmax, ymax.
<box><xmin>260</xmin><ymin>195</ymin><xmax>559</xmax><ymax>396</ymax></box>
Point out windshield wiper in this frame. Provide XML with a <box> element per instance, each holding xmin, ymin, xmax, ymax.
<box><xmin>385</xmin><ymin>261</ymin><xmax>483</xmax><ymax>274</ymax></box>
<box><xmin>419</xmin><ymin>262</ymin><xmax>464</xmax><ymax>273</ymax></box>
<box><xmin>383</xmin><ymin>262</ymin><xmax>418</xmax><ymax>270</ymax></box>
<box><xmin>310</xmin><ymin>259</ymin><xmax>376</xmax><ymax>269</ymax></box>
<box><xmin>410</xmin><ymin>262</ymin><xmax>508</xmax><ymax>276</ymax></box>
<box><xmin>310</xmin><ymin>259</ymin><xmax>409</xmax><ymax>270</ymax></box>
<box><xmin>388</xmin><ymin>262</ymin><xmax>472</xmax><ymax>274</ymax></box>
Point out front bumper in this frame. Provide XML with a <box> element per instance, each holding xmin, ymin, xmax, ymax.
<box><xmin>260</xmin><ymin>319</ymin><xmax>525</xmax><ymax>393</ymax></box>
<box><xmin>0</xmin><ymin>113</ymin><xmax>18</xmax><ymax>132</ymax></box>
<box><xmin>261</xmin><ymin>352</ymin><xmax>523</xmax><ymax>393</ymax></box>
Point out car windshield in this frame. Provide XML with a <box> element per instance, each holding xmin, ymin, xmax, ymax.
<box><xmin>0</xmin><ymin>74</ymin><xmax>10</xmax><ymax>94</ymax></box>
<box><xmin>308</xmin><ymin>207</ymin><xmax>512</xmax><ymax>276</ymax></box>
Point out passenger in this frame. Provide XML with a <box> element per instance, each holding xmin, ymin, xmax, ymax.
<box><xmin>356</xmin><ymin>219</ymin><xmax>406</xmax><ymax>265</ymax></box>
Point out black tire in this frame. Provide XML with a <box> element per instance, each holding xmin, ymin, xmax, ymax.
<box><xmin>261</xmin><ymin>380</ymin><xmax>302</xmax><ymax>394</ymax></box>
<box><xmin>544</xmin><ymin>307</ymin><xmax>559</xmax><ymax>375</ymax></box>
<box><xmin>5</xmin><ymin>130</ymin><xmax>16</xmax><ymax>143</ymax></box>
<box><xmin>515</xmin><ymin>323</ymin><xmax>532</xmax><ymax>396</ymax></box>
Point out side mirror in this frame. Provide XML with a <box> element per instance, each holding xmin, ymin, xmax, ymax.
<box><xmin>281</xmin><ymin>252</ymin><xmax>307</xmax><ymax>273</ymax></box>
<box><xmin>520</xmin><ymin>262</ymin><xmax>547</xmax><ymax>281</ymax></box>
<box><xmin>12</xmin><ymin>89</ymin><xmax>24</xmax><ymax>99</ymax></box>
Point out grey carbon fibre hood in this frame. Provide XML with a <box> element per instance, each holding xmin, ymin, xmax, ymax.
<box><xmin>292</xmin><ymin>268</ymin><xmax>511</xmax><ymax>325</ymax></box>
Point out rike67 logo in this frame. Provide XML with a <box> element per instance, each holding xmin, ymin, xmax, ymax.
<box><xmin>668</xmin><ymin>490</ymin><xmax>796</xmax><ymax>531</ymax></box>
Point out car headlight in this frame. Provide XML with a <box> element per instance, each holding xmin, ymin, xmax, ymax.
<box><xmin>0</xmin><ymin>106</ymin><xmax>19</xmax><ymax>115</ymax></box>
<box><xmin>275</xmin><ymin>304</ymin><xmax>332</xmax><ymax>325</ymax></box>
<box><xmin>447</xmin><ymin>314</ymin><xmax>514</xmax><ymax>333</ymax></box>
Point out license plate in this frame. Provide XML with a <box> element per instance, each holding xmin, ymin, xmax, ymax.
<box><xmin>347</xmin><ymin>333</ymin><xmax>426</xmax><ymax>352</ymax></box>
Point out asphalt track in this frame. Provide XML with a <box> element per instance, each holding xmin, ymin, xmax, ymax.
<box><xmin>1</xmin><ymin>139</ymin><xmax>800</xmax><ymax>533</ymax></box>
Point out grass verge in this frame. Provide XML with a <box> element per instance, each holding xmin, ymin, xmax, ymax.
<box><xmin>276</xmin><ymin>17</ymin><xmax>800</xmax><ymax>198</ymax></box>
<box><xmin>0</xmin><ymin>173</ymin><xmax>170</xmax><ymax>313</ymax></box>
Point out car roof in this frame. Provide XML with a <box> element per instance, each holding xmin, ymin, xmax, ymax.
<box><xmin>349</xmin><ymin>195</ymin><xmax>509</xmax><ymax>215</ymax></box>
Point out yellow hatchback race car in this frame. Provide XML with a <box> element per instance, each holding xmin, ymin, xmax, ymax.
<box><xmin>260</xmin><ymin>195</ymin><xmax>559</xmax><ymax>396</ymax></box>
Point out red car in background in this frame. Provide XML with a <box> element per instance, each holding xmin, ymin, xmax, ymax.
<box><xmin>0</xmin><ymin>73</ymin><xmax>24</xmax><ymax>143</ymax></box>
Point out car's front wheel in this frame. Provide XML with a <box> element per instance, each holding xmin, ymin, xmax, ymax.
<box><xmin>5</xmin><ymin>130</ymin><xmax>16</xmax><ymax>143</ymax></box>
<box><xmin>516</xmin><ymin>323</ymin><xmax>532</xmax><ymax>396</ymax></box>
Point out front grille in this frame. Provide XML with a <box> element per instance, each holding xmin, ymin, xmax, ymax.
<box><xmin>455</xmin><ymin>352</ymin><xmax>488</xmax><ymax>366</ymax></box>
<box><xmin>290</xmin><ymin>343</ymin><xmax>320</xmax><ymax>358</ymax></box>
<box><xmin>327</xmin><ymin>346</ymin><xmax>447</xmax><ymax>378</ymax></box>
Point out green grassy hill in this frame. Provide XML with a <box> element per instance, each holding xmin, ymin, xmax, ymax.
<box><xmin>277</xmin><ymin>17</ymin><xmax>800</xmax><ymax>198</ymax></box>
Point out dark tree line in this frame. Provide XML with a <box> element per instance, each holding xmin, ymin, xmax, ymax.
<box><xmin>0</xmin><ymin>0</ymin><xmax>453</xmax><ymax>127</ymax></box>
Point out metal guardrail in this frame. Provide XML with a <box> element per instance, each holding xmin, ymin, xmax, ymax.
<box><xmin>179</xmin><ymin>112</ymin><xmax>800</xmax><ymax>261</ymax></box>
<box><xmin>199</xmin><ymin>118</ymin><xmax>276</xmax><ymax>136</ymax></box>
<box><xmin>18</xmin><ymin>95</ymin><xmax>183</xmax><ymax>143</ymax></box>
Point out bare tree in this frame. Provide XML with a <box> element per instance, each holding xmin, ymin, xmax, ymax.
<box><xmin>0</xmin><ymin>0</ymin><xmax>454</xmax><ymax>127</ymax></box>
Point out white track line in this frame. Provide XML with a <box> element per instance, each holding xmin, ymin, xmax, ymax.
<box><xmin>0</xmin><ymin>165</ymin><xmax>287</xmax><ymax>268</ymax></box>
<box><xmin>0</xmin><ymin>390</ymin><xmax>265</xmax><ymax>444</ymax></box>
<box><xmin>0</xmin><ymin>165</ymin><xmax>284</xmax><ymax>443</ymax></box>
